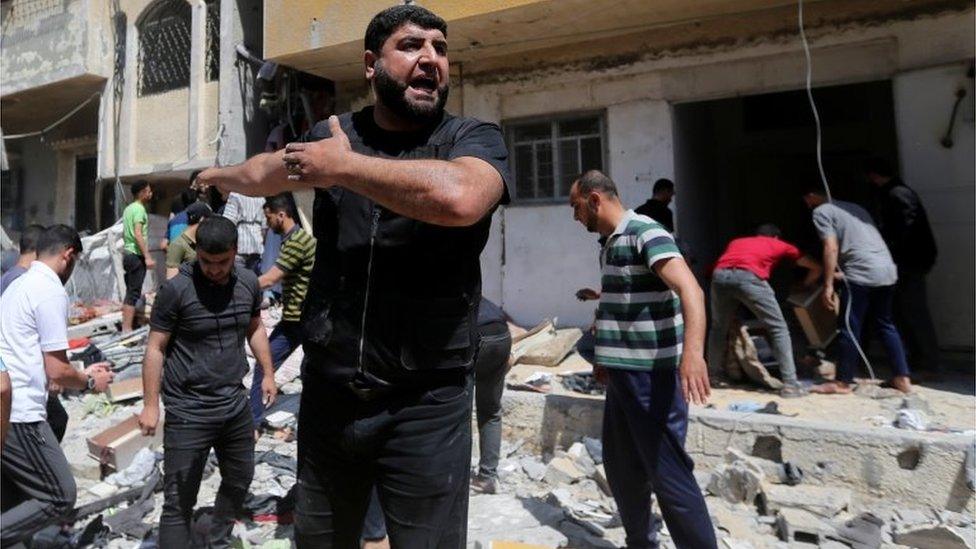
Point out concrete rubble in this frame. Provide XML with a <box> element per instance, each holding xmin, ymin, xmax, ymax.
<box><xmin>18</xmin><ymin>305</ymin><xmax>972</xmax><ymax>548</ymax></box>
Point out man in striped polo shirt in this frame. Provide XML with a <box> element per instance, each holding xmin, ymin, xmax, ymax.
<box><xmin>570</xmin><ymin>170</ymin><xmax>716</xmax><ymax>549</ymax></box>
<box><xmin>252</xmin><ymin>192</ymin><xmax>317</xmax><ymax>426</ymax></box>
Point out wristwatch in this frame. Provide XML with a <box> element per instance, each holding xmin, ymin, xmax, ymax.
<box><xmin>86</xmin><ymin>374</ymin><xmax>97</xmax><ymax>392</ymax></box>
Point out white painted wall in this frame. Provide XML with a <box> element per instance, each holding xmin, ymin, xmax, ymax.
<box><xmin>893</xmin><ymin>63</ymin><xmax>975</xmax><ymax>348</ymax></box>
<box><xmin>465</xmin><ymin>10</ymin><xmax>974</xmax><ymax>334</ymax></box>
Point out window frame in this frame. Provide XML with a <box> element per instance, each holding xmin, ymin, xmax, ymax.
<box><xmin>503</xmin><ymin>111</ymin><xmax>608</xmax><ymax>205</ymax></box>
<box><xmin>136</xmin><ymin>0</ymin><xmax>192</xmax><ymax>97</ymax></box>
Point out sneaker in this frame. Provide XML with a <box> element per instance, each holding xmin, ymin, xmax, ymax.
<box><xmin>470</xmin><ymin>474</ymin><xmax>499</xmax><ymax>494</ymax></box>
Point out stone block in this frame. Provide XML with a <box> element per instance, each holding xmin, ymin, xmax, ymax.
<box><xmin>775</xmin><ymin>508</ymin><xmax>830</xmax><ymax>544</ymax></box>
<box><xmin>544</xmin><ymin>456</ymin><xmax>584</xmax><ymax>485</ymax></box>
<box><xmin>760</xmin><ymin>484</ymin><xmax>851</xmax><ymax>518</ymax></box>
<box><xmin>520</xmin><ymin>456</ymin><xmax>547</xmax><ymax>481</ymax></box>
<box><xmin>893</xmin><ymin>524</ymin><xmax>973</xmax><ymax>549</ymax></box>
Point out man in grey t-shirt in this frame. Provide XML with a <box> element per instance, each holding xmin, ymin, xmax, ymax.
<box><xmin>802</xmin><ymin>187</ymin><xmax>911</xmax><ymax>394</ymax></box>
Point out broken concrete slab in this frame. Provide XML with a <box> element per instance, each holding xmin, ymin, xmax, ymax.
<box><xmin>593</xmin><ymin>464</ymin><xmax>611</xmax><ymax>496</ymax></box>
<box><xmin>893</xmin><ymin>524</ymin><xmax>974</xmax><ymax>549</ymax></box>
<box><xmin>544</xmin><ymin>456</ymin><xmax>585</xmax><ymax>485</ymax></box>
<box><xmin>706</xmin><ymin>453</ymin><xmax>765</xmax><ymax>504</ymax></box>
<box><xmin>776</xmin><ymin>508</ymin><xmax>831</xmax><ymax>544</ymax></box>
<box><xmin>760</xmin><ymin>484</ymin><xmax>851</xmax><ymax>518</ymax></box>
<box><xmin>520</xmin><ymin>456</ymin><xmax>547</xmax><ymax>481</ymax></box>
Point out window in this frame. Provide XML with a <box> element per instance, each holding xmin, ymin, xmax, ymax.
<box><xmin>137</xmin><ymin>0</ymin><xmax>218</xmax><ymax>95</ymax></box>
<box><xmin>505</xmin><ymin>114</ymin><xmax>605</xmax><ymax>202</ymax></box>
<box><xmin>137</xmin><ymin>0</ymin><xmax>191</xmax><ymax>96</ymax></box>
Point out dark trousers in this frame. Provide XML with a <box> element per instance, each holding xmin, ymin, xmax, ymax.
<box><xmin>603</xmin><ymin>368</ymin><xmax>717</xmax><ymax>549</ymax></box>
<box><xmin>894</xmin><ymin>269</ymin><xmax>940</xmax><ymax>372</ymax></box>
<box><xmin>236</xmin><ymin>254</ymin><xmax>263</xmax><ymax>277</ymax></box>
<box><xmin>0</xmin><ymin>422</ymin><xmax>78</xmax><ymax>547</ymax></box>
<box><xmin>294</xmin><ymin>366</ymin><xmax>473</xmax><ymax>549</ymax></box>
<box><xmin>160</xmin><ymin>406</ymin><xmax>255</xmax><ymax>549</ymax></box>
<box><xmin>122</xmin><ymin>252</ymin><xmax>147</xmax><ymax>306</ymax></box>
<box><xmin>838</xmin><ymin>283</ymin><xmax>910</xmax><ymax>383</ymax></box>
<box><xmin>474</xmin><ymin>330</ymin><xmax>512</xmax><ymax>478</ymax></box>
<box><xmin>251</xmin><ymin>320</ymin><xmax>303</xmax><ymax>425</ymax></box>
<box><xmin>47</xmin><ymin>393</ymin><xmax>68</xmax><ymax>443</ymax></box>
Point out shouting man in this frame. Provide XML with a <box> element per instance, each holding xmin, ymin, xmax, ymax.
<box><xmin>196</xmin><ymin>5</ymin><xmax>510</xmax><ymax>547</ymax></box>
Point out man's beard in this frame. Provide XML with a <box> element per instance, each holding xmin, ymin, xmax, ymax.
<box><xmin>373</xmin><ymin>62</ymin><xmax>449</xmax><ymax>124</ymax></box>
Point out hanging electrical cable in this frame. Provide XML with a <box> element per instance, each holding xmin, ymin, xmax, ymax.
<box><xmin>798</xmin><ymin>0</ymin><xmax>876</xmax><ymax>381</ymax></box>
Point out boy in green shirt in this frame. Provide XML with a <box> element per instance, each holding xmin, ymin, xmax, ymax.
<box><xmin>122</xmin><ymin>180</ymin><xmax>154</xmax><ymax>333</ymax></box>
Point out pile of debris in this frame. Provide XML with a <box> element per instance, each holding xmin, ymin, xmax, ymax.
<box><xmin>468</xmin><ymin>436</ymin><xmax>976</xmax><ymax>549</ymax></box>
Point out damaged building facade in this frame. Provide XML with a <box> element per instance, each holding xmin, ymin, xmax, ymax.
<box><xmin>3</xmin><ymin>0</ymin><xmax>974</xmax><ymax>351</ymax></box>
<box><xmin>261</xmin><ymin>0</ymin><xmax>975</xmax><ymax>350</ymax></box>
<box><xmin>0</xmin><ymin>0</ymin><xmax>267</xmax><ymax>259</ymax></box>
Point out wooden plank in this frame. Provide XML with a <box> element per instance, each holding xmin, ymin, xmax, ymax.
<box><xmin>106</xmin><ymin>377</ymin><xmax>143</xmax><ymax>403</ymax></box>
<box><xmin>520</xmin><ymin>328</ymin><xmax>583</xmax><ymax>367</ymax></box>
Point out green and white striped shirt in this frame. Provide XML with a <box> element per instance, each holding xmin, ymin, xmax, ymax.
<box><xmin>596</xmin><ymin>210</ymin><xmax>684</xmax><ymax>371</ymax></box>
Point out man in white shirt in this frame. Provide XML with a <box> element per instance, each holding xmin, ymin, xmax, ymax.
<box><xmin>0</xmin><ymin>225</ymin><xmax>114</xmax><ymax>546</ymax></box>
<box><xmin>223</xmin><ymin>192</ymin><xmax>267</xmax><ymax>274</ymax></box>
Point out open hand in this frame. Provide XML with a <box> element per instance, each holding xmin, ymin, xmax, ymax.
<box><xmin>282</xmin><ymin>116</ymin><xmax>352</xmax><ymax>184</ymax></box>
<box><xmin>139</xmin><ymin>405</ymin><xmax>159</xmax><ymax>436</ymax></box>
<box><xmin>262</xmin><ymin>376</ymin><xmax>277</xmax><ymax>407</ymax></box>
<box><xmin>679</xmin><ymin>353</ymin><xmax>711</xmax><ymax>406</ymax></box>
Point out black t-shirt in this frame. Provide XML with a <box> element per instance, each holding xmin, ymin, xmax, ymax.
<box><xmin>634</xmin><ymin>198</ymin><xmax>674</xmax><ymax>233</ymax></box>
<box><xmin>301</xmin><ymin>107</ymin><xmax>511</xmax><ymax>387</ymax></box>
<box><xmin>150</xmin><ymin>262</ymin><xmax>261</xmax><ymax>422</ymax></box>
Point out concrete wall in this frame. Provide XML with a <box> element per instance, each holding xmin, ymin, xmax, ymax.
<box><xmin>0</xmin><ymin>0</ymin><xmax>92</xmax><ymax>95</ymax></box>
<box><xmin>502</xmin><ymin>391</ymin><xmax>975</xmax><ymax>513</ymax></box>
<box><xmin>893</xmin><ymin>63</ymin><xmax>976</xmax><ymax>349</ymax></box>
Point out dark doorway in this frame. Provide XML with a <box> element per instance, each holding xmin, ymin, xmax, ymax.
<box><xmin>673</xmin><ymin>80</ymin><xmax>900</xmax><ymax>282</ymax></box>
<box><xmin>74</xmin><ymin>156</ymin><xmax>98</xmax><ymax>234</ymax></box>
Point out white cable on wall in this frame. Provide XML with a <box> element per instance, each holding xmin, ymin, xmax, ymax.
<box><xmin>798</xmin><ymin>0</ymin><xmax>876</xmax><ymax>381</ymax></box>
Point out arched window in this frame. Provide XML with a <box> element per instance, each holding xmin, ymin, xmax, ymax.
<box><xmin>137</xmin><ymin>0</ymin><xmax>191</xmax><ymax>96</ymax></box>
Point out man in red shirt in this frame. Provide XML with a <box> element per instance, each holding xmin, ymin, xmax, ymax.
<box><xmin>707</xmin><ymin>224</ymin><xmax>822</xmax><ymax>397</ymax></box>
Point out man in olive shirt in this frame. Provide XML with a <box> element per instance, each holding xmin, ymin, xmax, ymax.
<box><xmin>251</xmin><ymin>192</ymin><xmax>316</xmax><ymax>425</ymax></box>
<box><xmin>121</xmin><ymin>180</ymin><xmax>155</xmax><ymax>333</ymax></box>
<box><xmin>165</xmin><ymin>202</ymin><xmax>212</xmax><ymax>279</ymax></box>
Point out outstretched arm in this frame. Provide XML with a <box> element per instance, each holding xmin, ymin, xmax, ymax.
<box><xmin>196</xmin><ymin>150</ymin><xmax>306</xmax><ymax>198</ymax></box>
<box><xmin>282</xmin><ymin>116</ymin><xmax>504</xmax><ymax>227</ymax></box>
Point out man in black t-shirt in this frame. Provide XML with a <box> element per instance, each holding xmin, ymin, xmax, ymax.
<box><xmin>198</xmin><ymin>5</ymin><xmax>510</xmax><ymax>547</ymax></box>
<box><xmin>138</xmin><ymin>217</ymin><xmax>277</xmax><ymax>548</ymax></box>
<box><xmin>634</xmin><ymin>177</ymin><xmax>675</xmax><ymax>232</ymax></box>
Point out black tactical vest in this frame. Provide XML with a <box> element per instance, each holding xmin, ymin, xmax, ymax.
<box><xmin>300</xmin><ymin>108</ymin><xmax>504</xmax><ymax>386</ymax></box>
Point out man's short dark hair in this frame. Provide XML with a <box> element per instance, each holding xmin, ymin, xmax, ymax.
<box><xmin>863</xmin><ymin>156</ymin><xmax>894</xmax><ymax>178</ymax></box>
<box><xmin>755</xmin><ymin>223</ymin><xmax>782</xmax><ymax>238</ymax></box>
<box><xmin>575</xmin><ymin>170</ymin><xmax>619</xmax><ymax>198</ymax></box>
<box><xmin>263</xmin><ymin>192</ymin><xmax>297</xmax><ymax>219</ymax></box>
<box><xmin>185</xmin><ymin>202</ymin><xmax>212</xmax><ymax>225</ymax></box>
<box><xmin>19</xmin><ymin>224</ymin><xmax>46</xmax><ymax>254</ymax></box>
<box><xmin>196</xmin><ymin>216</ymin><xmax>238</xmax><ymax>254</ymax></box>
<box><xmin>37</xmin><ymin>224</ymin><xmax>82</xmax><ymax>257</ymax></box>
<box><xmin>365</xmin><ymin>5</ymin><xmax>447</xmax><ymax>55</ymax></box>
<box><xmin>131</xmin><ymin>180</ymin><xmax>150</xmax><ymax>197</ymax></box>
<box><xmin>653</xmin><ymin>178</ymin><xmax>674</xmax><ymax>194</ymax></box>
<box><xmin>189</xmin><ymin>170</ymin><xmax>203</xmax><ymax>185</ymax></box>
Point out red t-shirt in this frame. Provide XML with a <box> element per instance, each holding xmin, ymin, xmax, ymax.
<box><xmin>712</xmin><ymin>236</ymin><xmax>802</xmax><ymax>280</ymax></box>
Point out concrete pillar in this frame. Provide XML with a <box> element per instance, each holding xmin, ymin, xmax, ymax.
<box><xmin>217</xmin><ymin>0</ymin><xmax>267</xmax><ymax>166</ymax></box>
<box><xmin>188</xmin><ymin>0</ymin><xmax>207</xmax><ymax>159</ymax></box>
